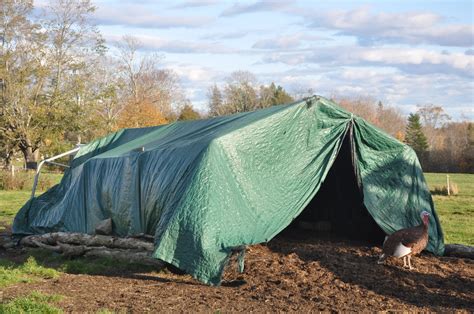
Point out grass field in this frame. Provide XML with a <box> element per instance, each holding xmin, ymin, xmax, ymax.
<box><xmin>0</xmin><ymin>172</ymin><xmax>63</xmax><ymax>229</ymax></box>
<box><xmin>0</xmin><ymin>172</ymin><xmax>472</xmax><ymax>244</ymax></box>
<box><xmin>424</xmin><ymin>173</ymin><xmax>473</xmax><ymax>245</ymax></box>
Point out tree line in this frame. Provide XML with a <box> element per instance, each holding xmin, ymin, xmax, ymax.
<box><xmin>333</xmin><ymin>97</ymin><xmax>473</xmax><ymax>173</ymax></box>
<box><xmin>0</xmin><ymin>1</ymin><xmax>472</xmax><ymax>174</ymax></box>
<box><xmin>0</xmin><ymin>0</ymin><xmax>295</xmax><ymax>169</ymax></box>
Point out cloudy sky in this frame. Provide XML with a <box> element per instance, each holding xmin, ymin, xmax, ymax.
<box><xmin>92</xmin><ymin>0</ymin><xmax>473</xmax><ymax>119</ymax></box>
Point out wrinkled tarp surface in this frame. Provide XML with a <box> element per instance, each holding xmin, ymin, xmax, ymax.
<box><xmin>13</xmin><ymin>96</ymin><xmax>444</xmax><ymax>285</ymax></box>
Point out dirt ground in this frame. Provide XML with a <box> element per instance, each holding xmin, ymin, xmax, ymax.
<box><xmin>1</xmin><ymin>231</ymin><xmax>473</xmax><ymax>312</ymax></box>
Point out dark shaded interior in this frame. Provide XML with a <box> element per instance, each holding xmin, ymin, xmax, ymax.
<box><xmin>283</xmin><ymin>126</ymin><xmax>385</xmax><ymax>244</ymax></box>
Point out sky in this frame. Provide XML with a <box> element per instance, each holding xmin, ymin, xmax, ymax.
<box><xmin>92</xmin><ymin>0</ymin><xmax>473</xmax><ymax>119</ymax></box>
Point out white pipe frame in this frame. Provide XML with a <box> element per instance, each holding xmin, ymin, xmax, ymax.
<box><xmin>31</xmin><ymin>146</ymin><xmax>82</xmax><ymax>199</ymax></box>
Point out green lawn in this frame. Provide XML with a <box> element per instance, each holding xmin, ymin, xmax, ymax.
<box><xmin>424</xmin><ymin>173</ymin><xmax>474</xmax><ymax>245</ymax></box>
<box><xmin>0</xmin><ymin>172</ymin><xmax>472</xmax><ymax>244</ymax></box>
<box><xmin>0</xmin><ymin>172</ymin><xmax>63</xmax><ymax>229</ymax></box>
<box><xmin>0</xmin><ymin>191</ymin><xmax>29</xmax><ymax>227</ymax></box>
<box><xmin>0</xmin><ymin>291</ymin><xmax>63</xmax><ymax>313</ymax></box>
<box><xmin>0</xmin><ymin>256</ymin><xmax>59</xmax><ymax>288</ymax></box>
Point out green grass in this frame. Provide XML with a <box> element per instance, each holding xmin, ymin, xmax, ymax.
<box><xmin>0</xmin><ymin>291</ymin><xmax>63</xmax><ymax>313</ymax></box>
<box><xmin>0</xmin><ymin>172</ymin><xmax>62</xmax><ymax>229</ymax></box>
<box><xmin>424</xmin><ymin>173</ymin><xmax>474</xmax><ymax>245</ymax></box>
<box><xmin>0</xmin><ymin>191</ymin><xmax>32</xmax><ymax>228</ymax></box>
<box><xmin>0</xmin><ymin>256</ymin><xmax>60</xmax><ymax>287</ymax></box>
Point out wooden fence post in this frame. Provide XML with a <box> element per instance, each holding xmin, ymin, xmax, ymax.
<box><xmin>447</xmin><ymin>174</ymin><xmax>450</xmax><ymax>196</ymax></box>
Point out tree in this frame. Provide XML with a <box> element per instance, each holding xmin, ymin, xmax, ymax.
<box><xmin>178</xmin><ymin>104</ymin><xmax>201</xmax><ymax>121</ymax></box>
<box><xmin>334</xmin><ymin>96</ymin><xmax>405</xmax><ymax>138</ymax></box>
<box><xmin>416</xmin><ymin>104</ymin><xmax>451</xmax><ymax>149</ymax></box>
<box><xmin>259</xmin><ymin>82</ymin><xmax>293</xmax><ymax>107</ymax></box>
<box><xmin>207</xmin><ymin>72</ymin><xmax>294</xmax><ymax>117</ymax></box>
<box><xmin>417</xmin><ymin>104</ymin><xmax>451</xmax><ymax>130</ymax></box>
<box><xmin>87</xmin><ymin>57</ymin><xmax>123</xmax><ymax>137</ymax></box>
<box><xmin>114</xmin><ymin>35</ymin><xmax>183</xmax><ymax>125</ymax></box>
<box><xmin>405</xmin><ymin>113</ymin><xmax>429</xmax><ymax>162</ymax></box>
<box><xmin>461</xmin><ymin>123</ymin><xmax>474</xmax><ymax>173</ymax></box>
<box><xmin>0</xmin><ymin>0</ymin><xmax>48</xmax><ymax>167</ymax></box>
<box><xmin>292</xmin><ymin>86</ymin><xmax>314</xmax><ymax>100</ymax></box>
<box><xmin>116</xmin><ymin>101</ymin><xmax>167</xmax><ymax>129</ymax></box>
<box><xmin>208</xmin><ymin>84</ymin><xmax>224</xmax><ymax>117</ymax></box>
<box><xmin>0</xmin><ymin>0</ymin><xmax>104</xmax><ymax>167</ymax></box>
<box><xmin>223</xmin><ymin>70</ymin><xmax>258</xmax><ymax>114</ymax></box>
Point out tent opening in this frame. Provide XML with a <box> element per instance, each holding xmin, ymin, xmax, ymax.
<box><xmin>282</xmin><ymin>127</ymin><xmax>385</xmax><ymax>244</ymax></box>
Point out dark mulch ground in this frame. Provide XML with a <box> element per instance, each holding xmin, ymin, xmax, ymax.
<box><xmin>1</xmin><ymin>231</ymin><xmax>473</xmax><ymax>312</ymax></box>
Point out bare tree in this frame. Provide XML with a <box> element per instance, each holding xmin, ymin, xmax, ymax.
<box><xmin>223</xmin><ymin>70</ymin><xmax>259</xmax><ymax>113</ymax></box>
<box><xmin>416</xmin><ymin>104</ymin><xmax>451</xmax><ymax>149</ymax></box>
<box><xmin>208</xmin><ymin>84</ymin><xmax>224</xmax><ymax>117</ymax></box>
<box><xmin>45</xmin><ymin>0</ymin><xmax>105</xmax><ymax>97</ymax></box>
<box><xmin>114</xmin><ymin>35</ymin><xmax>183</xmax><ymax>123</ymax></box>
<box><xmin>332</xmin><ymin>95</ymin><xmax>406</xmax><ymax>138</ymax></box>
<box><xmin>292</xmin><ymin>86</ymin><xmax>314</xmax><ymax>100</ymax></box>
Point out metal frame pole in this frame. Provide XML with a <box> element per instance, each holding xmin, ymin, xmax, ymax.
<box><xmin>31</xmin><ymin>146</ymin><xmax>82</xmax><ymax>199</ymax></box>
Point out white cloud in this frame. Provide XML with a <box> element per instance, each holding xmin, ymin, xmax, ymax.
<box><xmin>301</xmin><ymin>6</ymin><xmax>474</xmax><ymax>47</ymax></box>
<box><xmin>105</xmin><ymin>34</ymin><xmax>237</xmax><ymax>54</ymax></box>
<box><xmin>262</xmin><ymin>46</ymin><xmax>474</xmax><ymax>78</ymax></box>
<box><xmin>91</xmin><ymin>1</ymin><xmax>473</xmax><ymax>119</ymax></box>
<box><xmin>220</xmin><ymin>1</ymin><xmax>290</xmax><ymax>17</ymax></box>
<box><xmin>252</xmin><ymin>34</ymin><xmax>322</xmax><ymax>49</ymax></box>
<box><xmin>170</xmin><ymin>64</ymin><xmax>218</xmax><ymax>82</ymax></box>
<box><xmin>201</xmin><ymin>30</ymin><xmax>250</xmax><ymax>40</ymax></box>
<box><xmin>360</xmin><ymin>48</ymin><xmax>472</xmax><ymax>70</ymax></box>
<box><xmin>94</xmin><ymin>5</ymin><xmax>213</xmax><ymax>28</ymax></box>
<box><xmin>170</xmin><ymin>0</ymin><xmax>218</xmax><ymax>9</ymax></box>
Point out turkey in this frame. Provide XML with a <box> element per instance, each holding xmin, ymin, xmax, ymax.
<box><xmin>377</xmin><ymin>211</ymin><xmax>430</xmax><ymax>269</ymax></box>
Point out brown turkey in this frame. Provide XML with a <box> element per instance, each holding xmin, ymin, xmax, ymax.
<box><xmin>377</xmin><ymin>211</ymin><xmax>430</xmax><ymax>269</ymax></box>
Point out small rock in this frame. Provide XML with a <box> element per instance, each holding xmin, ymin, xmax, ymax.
<box><xmin>95</xmin><ymin>218</ymin><xmax>113</xmax><ymax>235</ymax></box>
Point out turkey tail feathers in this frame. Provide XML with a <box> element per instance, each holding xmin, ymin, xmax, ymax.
<box><xmin>393</xmin><ymin>242</ymin><xmax>412</xmax><ymax>257</ymax></box>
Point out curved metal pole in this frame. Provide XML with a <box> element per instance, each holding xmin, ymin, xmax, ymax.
<box><xmin>30</xmin><ymin>146</ymin><xmax>81</xmax><ymax>199</ymax></box>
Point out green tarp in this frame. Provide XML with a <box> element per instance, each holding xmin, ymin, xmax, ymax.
<box><xmin>13</xmin><ymin>96</ymin><xmax>444</xmax><ymax>285</ymax></box>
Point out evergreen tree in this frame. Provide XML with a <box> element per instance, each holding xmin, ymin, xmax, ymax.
<box><xmin>178</xmin><ymin>104</ymin><xmax>201</xmax><ymax>121</ymax></box>
<box><xmin>405</xmin><ymin>113</ymin><xmax>429</xmax><ymax>157</ymax></box>
<box><xmin>271</xmin><ymin>83</ymin><xmax>294</xmax><ymax>106</ymax></box>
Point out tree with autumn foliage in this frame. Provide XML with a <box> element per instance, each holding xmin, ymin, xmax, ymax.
<box><xmin>112</xmin><ymin>36</ymin><xmax>183</xmax><ymax>130</ymax></box>
<box><xmin>332</xmin><ymin>96</ymin><xmax>406</xmax><ymax>139</ymax></box>
<box><xmin>116</xmin><ymin>101</ymin><xmax>168</xmax><ymax>129</ymax></box>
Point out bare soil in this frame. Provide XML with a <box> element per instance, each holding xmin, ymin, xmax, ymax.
<box><xmin>1</xmin><ymin>232</ymin><xmax>473</xmax><ymax>312</ymax></box>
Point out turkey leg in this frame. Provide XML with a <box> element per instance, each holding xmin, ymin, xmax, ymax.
<box><xmin>407</xmin><ymin>255</ymin><xmax>413</xmax><ymax>270</ymax></box>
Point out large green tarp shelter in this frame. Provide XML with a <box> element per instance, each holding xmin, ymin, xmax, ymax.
<box><xmin>13</xmin><ymin>96</ymin><xmax>444</xmax><ymax>285</ymax></box>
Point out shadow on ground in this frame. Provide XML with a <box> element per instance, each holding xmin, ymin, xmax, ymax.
<box><xmin>267</xmin><ymin>233</ymin><xmax>474</xmax><ymax>311</ymax></box>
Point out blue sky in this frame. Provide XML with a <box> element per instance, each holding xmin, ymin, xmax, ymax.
<box><xmin>91</xmin><ymin>0</ymin><xmax>472</xmax><ymax>119</ymax></box>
